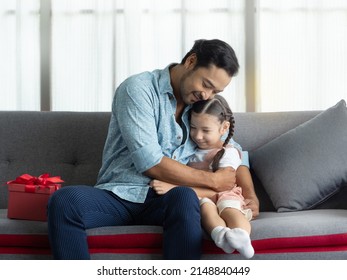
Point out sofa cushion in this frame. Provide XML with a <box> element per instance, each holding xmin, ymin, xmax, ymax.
<box><xmin>2</xmin><ymin>209</ymin><xmax>347</xmax><ymax>259</ymax></box>
<box><xmin>250</xmin><ymin>99</ymin><xmax>347</xmax><ymax>212</ymax></box>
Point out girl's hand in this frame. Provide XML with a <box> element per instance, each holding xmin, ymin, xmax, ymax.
<box><xmin>150</xmin><ymin>179</ymin><xmax>177</xmax><ymax>195</ymax></box>
<box><xmin>244</xmin><ymin>199</ymin><xmax>260</xmax><ymax>219</ymax></box>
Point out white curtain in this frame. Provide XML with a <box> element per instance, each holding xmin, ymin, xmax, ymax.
<box><xmin>0</xmin><ymin>0</ymin><xmax>40</xmax><ymax>110</ymax></box>
<box><xmin>1</xmin><ymin>0</ymin><xmax>346</xmax><ymax>112</ymax></box>
<box><xmin>51</xmin><ymin>0</ymin><xmax>246</xmax><ymax>112</ymax></box>
<box><xmin>258</xmin><ymin>0</ymin><xmax>347</xmax><ymax>111</ymax></box>
<box><xmin>51</xmin><ymin>0</ymin><xmax>115</xmax><ymax>111</ymax></box>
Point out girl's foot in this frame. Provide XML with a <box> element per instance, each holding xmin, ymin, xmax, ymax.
<box><xmin>225</xmin><ymin>228</ymin><xmax>254</xmax><ymax>259</ymax></box>
<box><xmin>211</xmin><ymin>226</ymin><xmax>235</xmax><ymax>254</ymax></box>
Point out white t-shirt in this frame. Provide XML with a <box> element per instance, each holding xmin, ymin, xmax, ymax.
<box><xmin>188</xmin><ymin>145</ymin><xmax>241</xmax><ymax>171</ymax></box>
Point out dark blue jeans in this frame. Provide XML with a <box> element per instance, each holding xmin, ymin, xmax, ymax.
<box><xmin>47</xmin><ymin>185</ymin><xmax>202</xmax><ymax>259</ymax></box>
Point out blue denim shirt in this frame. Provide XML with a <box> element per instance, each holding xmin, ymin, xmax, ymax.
<box><xmin>96</xmin><ymin>65</ymin><xmax>249</xmax><ymax>203</ymax></box>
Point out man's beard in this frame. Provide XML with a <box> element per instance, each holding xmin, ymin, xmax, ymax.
<box><xmin>179</xmin><ymin>70</ymin><xmax>194</xmax><ymax>104</ymax></box>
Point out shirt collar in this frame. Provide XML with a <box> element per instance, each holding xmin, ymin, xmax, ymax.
<box><xmin>159</xmin><ymin>64</ymin><xmax>192</xmax><ymax>114</ymax></box>
<box><xmin>158</xmin><ymin>64</ymin><xmax>177</xmax><ymax>97</ymax></box>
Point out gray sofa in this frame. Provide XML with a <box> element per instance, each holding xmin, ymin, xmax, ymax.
<box><xmin>1</xmin><ymin>107</ymin><xmax>347</xmax><ymax>260</ymax></box>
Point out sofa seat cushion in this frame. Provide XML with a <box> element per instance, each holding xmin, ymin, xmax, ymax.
<box><xmin>0</xmin><ymin>209</ymin><xmax>50</xmax><ymax>256</ymax></box>
<box><xmin>86</xmin><ymin>225</ymin><xmax>163</xmax><ymax>255</ymax></box>
<box><xmin>1</xmin><ymin>209</ymin><xmax>347</xmax><ymax>259</ymax></box>
<box><xmin>249</xmin><ymin>210</ymin><xmax>347</xmax><ymax>254</ymax></box>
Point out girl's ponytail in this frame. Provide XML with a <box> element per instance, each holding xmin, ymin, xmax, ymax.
<box><xmin>211</xmin><ymin>97</ymin><xmax>235</xmax><ymax>172</ymax></box>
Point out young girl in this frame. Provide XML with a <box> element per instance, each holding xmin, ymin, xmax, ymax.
<box><xmin>150</xmin><ymin>95</ymin><xmax>254</xmax><ymax>259</ymax></box>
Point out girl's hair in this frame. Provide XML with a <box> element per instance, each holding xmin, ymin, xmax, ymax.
<box><xmin>181</xmin><ymin>39</ymin><xmax>239</xmax><ymax>77</ymax></box>
<box><xmin>191</xmin><ymin>95</ymin><xmax>235</xmax><ymax>172</ymax></box>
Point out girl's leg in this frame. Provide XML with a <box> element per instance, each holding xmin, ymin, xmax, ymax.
<box><xmin>47</xmin><ymin>185</ymin><xmax>133</xmax><ymax>259</ymax></box>
<box><xmin>200</xmin><ymin>200</ymin><xmax>234</xmax><ymax>253</ymax></box>
<box><xmin>200</xmin><ymin>200</ymin><xmax>226</xmax><ymax>233</ymax></box>
<box><xmin>220</xmin><ymin>208</ymin><xmax>251</xmax><ymax>234</ymax></box>
<box><xmin>220</xmin><ymin>208</ymin><xmax>254</xmax><ymax>259</ymax></box>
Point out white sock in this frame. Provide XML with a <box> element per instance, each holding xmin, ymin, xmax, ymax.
<box><xmin>210</xmin><ymin>226</ymin><xmax>235</xmax><ymax>254</ymax></box>
<box><xmin>225</xmin><ymin>228</ymin><xmax>254</xmax><ymax>259</ymax></box>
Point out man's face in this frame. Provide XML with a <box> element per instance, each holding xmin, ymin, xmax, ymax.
<box><xmin>179</xmin><ymin>65</ymin><xmax>231</xmax><ymax>105</ymax></box>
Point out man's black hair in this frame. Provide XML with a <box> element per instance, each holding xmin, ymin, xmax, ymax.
<box><xmin>181</xmin><ymin>39</ymin><xmax>239</xmax><ymax>77</ymax></box>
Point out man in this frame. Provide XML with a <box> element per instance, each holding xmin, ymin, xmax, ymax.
<box><xmin>47</xmin><ymin>39</ymin><xmax>259</xmax><ymax>259</ymax></box>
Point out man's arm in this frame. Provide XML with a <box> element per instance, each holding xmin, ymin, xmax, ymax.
<box><xmin>144</xmin><ymin>156</ymin><xmax>236</xmax><ymax>192</ymax></box>
<box><xmin>236</xmin><ymin>165</ymin><xmax>260</xmax><ymax>218</ymax></box>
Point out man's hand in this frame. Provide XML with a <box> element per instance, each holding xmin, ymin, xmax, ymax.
<box><xmin>211</xmin><ymin>167</ymin><xmax>237</xmax><ymax>192</ymax></box>
<box><xmin>244</xmin><ymin>199</ymin><xmax>260</xmax><ymax>219</ymax></box>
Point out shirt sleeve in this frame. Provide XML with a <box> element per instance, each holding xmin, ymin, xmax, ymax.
<box><xmin>218</xmin><ymin>147</ymin><xmax>242</xmax><ymax>170</ymax></box>
<box><xmin>227</xmin><ymin>138</ymin><xmax>250</xmax><ymax>168</ymax></box>
<box><xmin>241</xmin><ymin>151</ymin><xmax>250</xmax><ymax>167</ymax></box>
<box><xmin>113</xmin><ymin>78</ymin><xmax>164</xmax><ymax>173</ymax></box>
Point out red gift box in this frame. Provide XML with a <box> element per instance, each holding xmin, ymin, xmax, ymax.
<box><xmin>7</xmin><ymin>173</ymin><xmax>64</xmax><ymax>221</ymax></box>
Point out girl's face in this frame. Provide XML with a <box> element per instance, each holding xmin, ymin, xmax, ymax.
<box><xmin>190</xmin><ymin>112</ymin><xmax>230</xmax><ymax>150</ymax></box>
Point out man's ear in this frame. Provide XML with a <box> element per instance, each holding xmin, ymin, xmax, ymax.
<box><xmin>184</xmin><ymin>53</ymin><xmax>197</xmax><ymax>69</ymax></box>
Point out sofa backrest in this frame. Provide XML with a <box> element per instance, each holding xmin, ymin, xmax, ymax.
<box><xmin>0</xmin><ymin>110</ymin><xmax>321</xmax><ymax>210</ymax></box>
<box><xmin>0</xmin><ymin>111</ymin><xmax>110</xmax><ymax>209</ymax></box>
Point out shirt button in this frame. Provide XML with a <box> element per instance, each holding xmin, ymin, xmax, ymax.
<box><xmin>177</xmin><ymin>136</ymin><xmax>182</xmax><ymax>140</ymax></box>
<box><xmin>173</xmin><ymin>155</ymin><xmax>177</xmax><ymax>160</ymax></box>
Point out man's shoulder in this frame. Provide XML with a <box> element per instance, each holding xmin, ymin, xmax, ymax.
<box><xmin>123</xmin><ymin>70</ymin><xmax>156</xmax><ymax>85</ymax></box>
<box><xmin>118</xmin><ymin>66</ymin><xmax>171</xmax><ymax>94</ymax></box>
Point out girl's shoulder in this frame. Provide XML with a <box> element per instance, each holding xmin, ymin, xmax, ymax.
<box><xmin>224</xmin><ymin>144</ymin><xmax>241</xmax><ymax>158</ymax></box>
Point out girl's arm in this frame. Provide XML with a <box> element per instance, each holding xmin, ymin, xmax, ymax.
<box><xmin>150</xmin><ymin>179</ymin><xmax>217</xmax><ymax>198</ymax></box>
<box><xmin>145</xmin><ymin>156</ymin><xmax>236</xmax><ymax>192</ymax></box>
<box><xmin>149</xmin><ymin>180</ymin><xmax>177</xmax><ymax>195</ymax></box>
<box><xmin>236</xmin><ymin>165</ymin><xmax>260</xmax><ymax>218</ymax></box>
